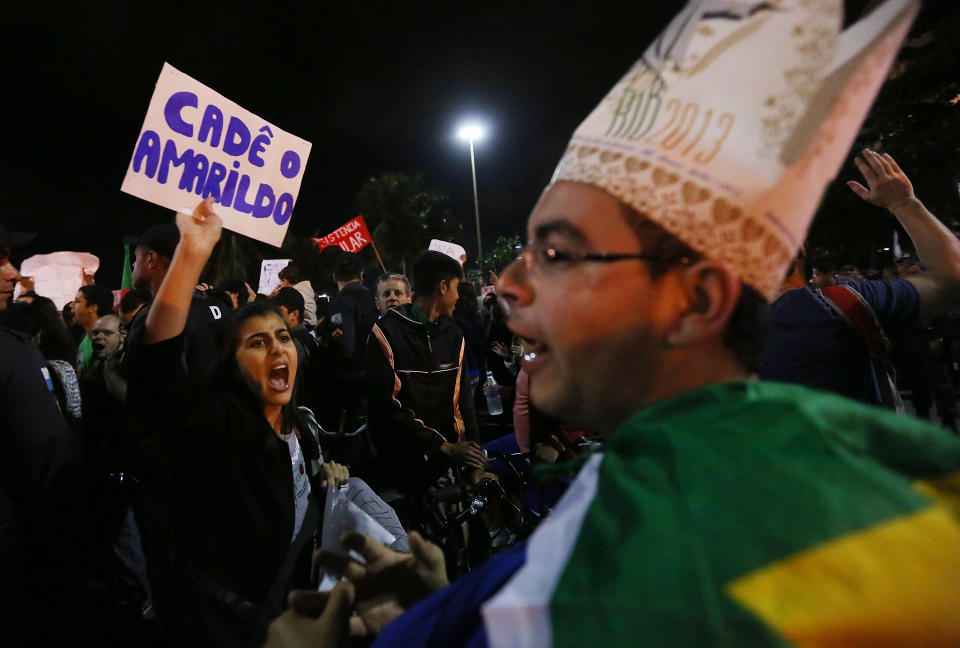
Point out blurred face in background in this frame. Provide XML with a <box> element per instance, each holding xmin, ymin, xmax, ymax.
<box><xmin>0</xmin><ymin>247</ymin><xmax>21</xmax><ymax>311</ymax></box>
<box><xmin>376</xmin><ymin>278</ymin><xmax>410</xmax><ymax>314</ymax></box>
<box><xmin>91</xmin><ymin>315</ymin><xmax>123</xmax><ymax>359</ymax></box>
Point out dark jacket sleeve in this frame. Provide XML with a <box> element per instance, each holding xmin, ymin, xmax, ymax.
<box><xmin>328</xmin><ymin>298</ymin><xmax>358</xmax><ymax>358</ymax></box>
<box><xmin>366</xmin><ymin>324</ymin><xmax>446</xmax><ymax>457</ymax></box>
<box><xmin>127</xmin><ymin>332</ymin><xmax>206</xmax><ymax>439</ymax></box>
<box><xmin>0</xmin><ymin>331</ymin><xmax>81</xmax><ymax>538</ymax></box>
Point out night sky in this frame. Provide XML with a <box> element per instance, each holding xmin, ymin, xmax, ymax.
<box><xmin>2</xmin><ymin>0</ymin><xmax>894</xmax><ymax>283</ymax></box>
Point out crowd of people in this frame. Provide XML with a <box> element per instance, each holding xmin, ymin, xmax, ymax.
<box><xmin>3</xmin><ymin>0</ymin><xmax>960</xmax><ymax>646</ymax></box>
<box><xmin>0</xmin><ymin>206</ymin><xmax>547</xmax><ymax>645</ymax></box>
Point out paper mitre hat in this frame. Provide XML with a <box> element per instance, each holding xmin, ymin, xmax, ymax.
<box><xmin>551</xmin><ymin>0</ymin><xmax>918</xmax><ymax>300</ymax></box>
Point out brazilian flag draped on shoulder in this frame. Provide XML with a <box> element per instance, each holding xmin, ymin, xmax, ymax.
<box><xmin>480</xmin><ymin>381</ymin><xmax>960</xmax><ymax>647</ymax></box>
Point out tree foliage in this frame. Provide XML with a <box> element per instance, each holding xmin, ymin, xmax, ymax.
<box><xmin>479</xmin><ymin>234</ymin><xmax>522</xmax><ymax>274</ymax></box>
<box><xmin>356</xmin><ymin>172</ymin><xmax>466</xmax><ymax>274</ymax></box>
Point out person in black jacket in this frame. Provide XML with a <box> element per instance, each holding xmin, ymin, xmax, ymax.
<box><xmin>366</xmin><ymin>251</ymin><xmax>484</xmax><ymax>496</ymax></box>
<box><xmin>0</xmin><ymin>326</ymin><xmax>86</xmax><ymax>646</ymax></box>
<box><xmin>127</xmin><ymin>199</ymin><xmax>354</xmax><ymax>646</ymax></box>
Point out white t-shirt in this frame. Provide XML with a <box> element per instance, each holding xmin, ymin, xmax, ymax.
<box><xmin>282</xmin><ymin>432</ymin><xmax>312</xmax><ymax>543</ymax></box>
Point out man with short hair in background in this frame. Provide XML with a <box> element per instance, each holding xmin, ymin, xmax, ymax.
<box><xmin>278</xmin><ymin>264</ymin><xmax>317</xmax><ymax>327</ymax></box>
<box><xmin>374</xmin><ymin>273</ymin><xmax>412</xmax><ymax>315</ymax></box>
<box><xmin>316</xmin><ymin>253</ymin><xmax>378</xmax><ymax>431</ymax></box>
<box><xmin>272</xmin><ymin>286</ymin><xmax>318</xmax><ymax>379</ymax></box>
<box><xmin>125</xmin><ymin>222</ymin><xmax>225</xmax><ymax>384</ymax></box>
<box><xmin>72</xmin><ymin>284</ymin><xmax>115</xmax><ymax>372</ymax></box>
<box><xmin>365</xmin><ymin>251</ymin><xmax>483</xmax><ymax>503</ymax></box>
<box><xmin>118</xmin><ymin>288</ymin><xmax>151</xmax><ymax>328</ymax></box>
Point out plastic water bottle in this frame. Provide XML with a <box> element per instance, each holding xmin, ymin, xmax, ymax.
<box><xmin>484</xmin><ymin>370</ymin><xmax>503</xmax><ymax>415</ymax></box>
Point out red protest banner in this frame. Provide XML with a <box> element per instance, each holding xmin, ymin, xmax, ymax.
<box><xmin>312</xmin><ymin>215</ymin><xmax>372</xmax><ymax>253</ymax></box>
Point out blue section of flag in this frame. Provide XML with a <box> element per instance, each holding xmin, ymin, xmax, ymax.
<box><xmin>371</xmin><ymin>541</ymin><xmax>528</xmax><ymax>648</ymax></box>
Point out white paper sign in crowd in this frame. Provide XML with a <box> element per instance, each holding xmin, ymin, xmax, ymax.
<box><xmin>257</xmin><ymin>259</ymin><xmax>291</xmax><ymax>296</ymax></box>
<box><xmin>18</xmin><ymin>251</ymin><xmax>100</xmax><ymax>309</ymax></box>
<box><xmin>122</xmin><ymin>63</ymin><xmax>312</xmax><ymax>247</ymax></box>
<box><xmin>428</xmin><ymin>239</ymin><xmax>468</xmax><ymax>265</ymax></box>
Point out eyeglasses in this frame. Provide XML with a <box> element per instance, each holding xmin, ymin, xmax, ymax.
<box><xmin>513</xmin><ymin>240</ymin><xmax>695</xmax><ymax>273</ymax></box>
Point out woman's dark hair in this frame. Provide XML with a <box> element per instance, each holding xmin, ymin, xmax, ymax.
<box><xmin>216</xmin><ymin>301</ymin><xmax>300</xmax><ymax>436</ymax></box>
<box><xmin>618</xmin><ymin>202</ymin><xmax>771</xmax><ymax>372</ymax></box>
<box><xmin>220</xmin><ymin>279</ymin><xmax>250</xmax><ymax>305</ymax></box>
<box><xmin>0</xmin><ymin>301</ymin><xmax>76</xmax><ymax>363</ymax></box>
<box><xmin>19</xmin><ymin>292</ymin><xmax>60</xmax><ymax>322</ymax></box>
<box><xmin>454</xmin><ymin>280</ymin><xmax>479</xmax><ymax>316</ymax></box>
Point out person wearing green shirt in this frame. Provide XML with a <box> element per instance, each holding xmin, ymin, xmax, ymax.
<box><xmin>71</xmin><ymin>284</ymin><xmax>115</xmax><ymax>372</ymax></box>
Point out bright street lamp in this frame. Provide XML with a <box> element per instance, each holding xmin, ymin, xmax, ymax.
<box><xmin>456</xmin><ymin>122</ymin><xmax>487</xmax><ymax>261</ymax></box>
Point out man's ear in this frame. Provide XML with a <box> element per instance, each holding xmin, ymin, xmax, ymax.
<box><xmin>666</xmin><ymin>261</ymin><xmax>741</xmax><ymax>347</ymax></box>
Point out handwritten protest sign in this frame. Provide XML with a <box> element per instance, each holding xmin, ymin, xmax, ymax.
<box><xmin>428</xmin><ymin>239</ymin><xmax>467</xmax><ymax>265</ymax></box>
<box><xmin>258</xmin><ymin>259</ymin><xmax>291</xmax><ymax>296</ymax></box>
<box><xmin>312</xmin><ymin>215</ymin><xmax>372</xmax><ymax>253</ymax></box>
<box><xmin>122</xmin><ymin>63</ymin><xmax>312</xmax><ymax>247</ymax></box>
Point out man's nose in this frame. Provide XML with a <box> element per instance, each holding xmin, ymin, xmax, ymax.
<box><xmin>496</xmin><ymin>257</ymin><xmax>533</xmax><ymax>313</ymax></box>
<box><xmin>0</xmin><ymin>261</ymin><xmax>20</xmax><ymax>281</ymax></box>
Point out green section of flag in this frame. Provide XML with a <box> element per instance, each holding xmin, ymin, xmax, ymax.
<box><xmin>77</xmin><ymin>334</ymin><xmax>93</xmax><ymax>370</ymax></box>
<box><xmin>546</xmin><ymin>381</ymin><xmax>960</xmax><ymax>647</ymax></box>
<box><xmin>121</xmin><ymin>244</ymin><xmax>133</xmax><ymax>292</ymax></box>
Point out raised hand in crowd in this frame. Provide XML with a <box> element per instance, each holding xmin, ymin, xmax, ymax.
<box><xmin>847</xmin><ymin>149</ymin><xmax>915</xmax><ymax>210</ymax></box>
<box><xmin>848</xmin><ymin>149</ymin><xmax>960</xmax><ymax>322</ymax></box>
<box><xmin>490</xmin><ymin>340</ymin><xmax>511</xmax><ymax>358</ymax></box>
<box><xmin>440</xmin><ymin>439</ymin><xmax>487</xmax><ymax>470</ymax></box>
<box><xmin>269</xmin><ymin>530</ymin><xmax>448</xmax><ymax>645</ymax></box>
<box><xmin>143</xmin><ymin>198</ymin><xmax>221</xmax><ymax>344</ymax></box>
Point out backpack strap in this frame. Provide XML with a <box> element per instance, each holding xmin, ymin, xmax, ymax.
<box><xmin>818</xmin><ymin>284</ymin><xmax>892</xmax><ymax>359</ymax></box>
<box><xmin>818</xmin><ymin>284</ymin><xmax>903</xmax><ymax>412</ymax></box>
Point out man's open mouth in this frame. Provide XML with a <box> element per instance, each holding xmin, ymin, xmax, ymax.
<box><xmin>517</xmin><ymin>336</ymin><xmax>548</xmax><ymax>366</ymax></box>
<box><xmin>268</xmin><ymin>364</ymin><xmax>290</xmax><ymax>391</ymax></box>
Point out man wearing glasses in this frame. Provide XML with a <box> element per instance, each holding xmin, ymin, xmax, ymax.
<box><xmin>266</xmin><ymin>2</ymin><xmax>960</xmax><ymax>646</ymax></box>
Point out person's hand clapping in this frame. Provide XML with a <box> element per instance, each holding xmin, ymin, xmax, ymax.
<box><xmin>847</xmin><ymin>149</ymin><xmax>916</xmax><ymax>212</ymax></box>
<box><xmin>175</xmin><ymin>197</ymin><xmax>222</xmax><ymax>255</ymax></box>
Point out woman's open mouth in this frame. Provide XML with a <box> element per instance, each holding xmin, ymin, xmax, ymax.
<box><xmin>267</xmin><ymin>364</ymin><xmax>290</xmax><ymax>391</ymax></box>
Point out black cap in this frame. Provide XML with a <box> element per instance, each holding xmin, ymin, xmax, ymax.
<box><xmin>334</xmin><ymin>252</ymin><xmax>364</xmax><ymax>277</ymax></box>
<box><xmin>0</xmin><ymin>224</ymin><xmax>37</xmax><ymax>249</ymax></box>
<box><xmin>124</xmin><ymin>223</ymin><xmax>180</xmax><ymax>260</ymax></box>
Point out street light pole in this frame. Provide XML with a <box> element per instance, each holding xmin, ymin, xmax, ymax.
<box><xmin>456</xmin><ymin>121</ymin><xmax>487</xmax><ymax>264</ymax></box>
<box><xmin>468</xmin><ymin>137</ymin><xmax>482</xmax><ymax>261</ymax></box>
